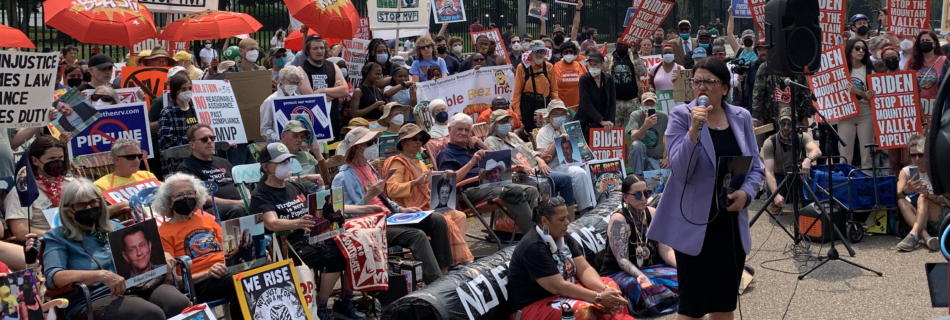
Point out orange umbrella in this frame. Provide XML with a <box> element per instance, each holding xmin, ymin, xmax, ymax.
<box><xmin>158</xmin><ymin>10</ymin><xmax>263</xmax><ymax>42</ymax></box>
<box><xmin>0</xmin><ymin>24</ymin><xmax>35</xmax><ymax>49</ymax></box>
<box><xmin>284</xmin><ymin>0</ymin><xmax>359</xmax><ymax>40</ymax></box>
<box><xmin>284</xmin><ymin>29</ymin><xmax>343</xmax><ymax>52</ymax></box>
<box><xmin>44</xmin><ymin>0</ymin><xmax>157</xmax><ymax>47</ymax></box>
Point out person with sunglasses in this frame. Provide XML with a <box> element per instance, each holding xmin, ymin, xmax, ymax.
<box><xmin>409</xmin><ymin>36</ymin><xmax>449</xmax><ymax>82</ymax></box>
<box><xmin>176</xmin><ymin>124</ymin><xmax>248</xmax><ymax>221</ymax></box>
<box><xmin>760</xmin><ymin>105</ymin><xmax>821</xmax><ymax>214</ymax></box>
<box><xmin>601</xmin><ymin>175</ymin><xmax>679</xmax><ymax>317</ymax></box>
<box><xmin>89</xmin><ymin>85</ymin><xmax>119</xmax><ymax>107</ymax></box>
<box><xmin>838</xmin><ymin>38</ymin><xmax>876</xmax><ymax>170</ymax></box>
<box><xmin>896</xmin><ymin>134</ymin><xmax>949</xmax><ymax>252</ymax></box>
<box><xmin>93</xmin><ymin>138</ymin><xmax>154</xmax><ymax>217</ymax></box>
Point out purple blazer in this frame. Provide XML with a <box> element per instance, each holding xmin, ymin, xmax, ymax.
<box><xmin>646</xmin><ymin>100</ymin><xmax>764</xmax><ymax>256</ymax></box>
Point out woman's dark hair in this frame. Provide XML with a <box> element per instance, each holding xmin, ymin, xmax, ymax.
<box><xmin>845</xmin><ymin>38</ymin><xmax>874</xmax><ymax>72</ymax></box>
<box><xmin>361</xmin><ymin>62</ymin><xmax>382</xmax><ymax>84</ymax></box>
<box><xmin>471</xmin><ymin>52</ymin><xmax>487</xmax><ymax>63</ymax></box>
<box><xmin>63</xmin><ymin>65</ymin><xmax>82</xmax><ymax>77</ymax></box>
<box><xmin>692</xmin><ymin>57</ymin><xmax>731</xmax><ymax>96</ymax></box>
<box><xmin>534</xmin><ymin>197</ymin><xmax>567</xmax><ymax>223</ymax></box>
<box><xmin>367</xmin><ymin>39</ymin><xmax>391</xmax><ymax>65</ymax></box>
<box><xmin>168</xmin><ymin>74</ymin><xmax>192</xmax><ymax>103</ymax></box>
<box><xmin>436</xmin><ymin>176</ymin><xmax>452</xmax><ymax>192</ymax></box>
<box><xmin>389</xmin><ymin>66</ymin><xmax>410</xmax><ymax>86</ymax></box>
<box><xmin>27</xmin><ymin>135</ymin><xmax>69</xmax><ymax>173</ymax></box>
<box><xmin>621</xmin><ymin>174</ymin><xmax>644</xmax><ymax>194</ymax></box>
<box><xmin>907</xmin><ymin>30</ymin><xmax>945</xmax><ymax>70</ymax></box>
<box><xmin>559</xmin><ymin>40</ymin><xmax>578</xmax><ymax>53</ymax></box>
<box><xmin>426</xmin><ymin>66</ymin><xmax>442</xmax><ymax>80</ymax></box>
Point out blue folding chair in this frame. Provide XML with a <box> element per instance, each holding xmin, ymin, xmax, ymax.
<box><xmin>232</xmin><ymin>163</ymin><xmax>263</xmax><ymax>212</ymax></box>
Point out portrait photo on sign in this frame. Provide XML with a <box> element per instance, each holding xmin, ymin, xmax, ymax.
<box><xmin>222</xmin><ymin>213</ymin><xmax>268</xmax><ymax>274</ymax></box>
<box><xmin>528</xmin><ymin>0</ymin><xmax>548</xmax><ymax>20</ymax></box>
<box><xmin>430</xmin><ymin>172</ymin><xmax>457</xmax><ymax>212</ymax></box>
<box><xmin>307</xmin><ymin>186</ymin><xmax>345</xmax><ymax>244</ymax></box>
<box><xmin>53</xmin><ymin>88</ymin><xmax>100</xmax><ymax>136</ymax></box>
<box><xmin>234</xmin><ymin>260</ymin><xmax>312</xmax><ymax>320</ymax></box>
<box><xmin>107</xmin><ymin>219</ymin><xmax>168</xmax><ymax>287</ymax></box>
<box><xmin>556</xmin><ymin>136</ymin><xmax>583</xmax><ymax>166</ymax></box>
<box><xmin>479</xmin><ymin>150</ymin><xmax>512</xmax><ymax>188</ymax></box>
<box><xmin>0</xmin><ymin>270</ymin><xmax>43</xmax><ymax>320</ymax></box>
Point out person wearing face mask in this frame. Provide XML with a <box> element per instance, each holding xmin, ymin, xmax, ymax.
<box><xmin>477</xmin><ymin>96</ymin><xmax>524</xmax><ymax>130</ymax></box>
<box><xmin>653</xmin><ymin>29</ymin><xmax>666</xmax><ymax>55</ymax></box>
<box><xmin>513</xmin><ymin>40</ymin><xmax>559</xmax><ymax>133</ymax></box>
<box><xmin>156</xmin><ymin>173</ymin><xmax>244</xmax><ymax>320</ymax></box>
<box><xmin>695</xmin><ymin>30</ymin><xmax>712</xmax><ymax>57</ymax></box>
<box><xmin>260</xmin><ymin>68</ymin><xmax>306</xmax><ymax>142</ymax></box>
<box><xmin>3</xmin><ymin>136</ymin><xmax>72</xmax><ymax>240</ymax></box>
<box><xmin>433</xmin><ymin>35</ymin><xmax>460</xmax><ymax>75</ymax></box>
<box><xmin>199</xmin><ymin>40</ymin><xmax>218</xmax><ymax>68</ymax></box>
<box><xmin>649</xmin><ymin>44</ymin><xmax>685</xmax><ymax>97</ymax></box>
<box><xmin>877</xmin><ymin>46</ymin><xmax>907</xmax><ymax>174</ymax></box>
<box><xmin>63</xmin><ymin>65</ymin><xmax>84</xmax><ymax>89</ymax></box>
<box><xmin>509</xmin><ymin>35</ymin><xmax>524</xmax><ymax>66</ymax></box>
<box><xmin>378</xmin><ymin>102</ymin><xmax>407</xmax><ymax>135</ymax></box>
<box><xmin>459</xmin><ymin>35</ymin><xmax>499</xmax><ymax>72</ymax></box>
<box><xmin>905</xmin><ymin>30</ymin><xmax>950</xmax><ymax>115</ymax></box>
<box><xmin>606</xmin><ymin>34</ymin><xmax>648</xmax><ymax>130</ymax></box>
<box><xmin>176</xmin><ymin>124</ymin><xmax>249</xmax><ymax>220</ymax></box>
<box><xmin>89</xmin><ymin>85</ymin><xmax>119</xmax><ymax>108</ymax></box>
<box><xmin>173</xmin><ymin>51</ymin><xmax>202</xmax><ymax>80</ymax></box>
<box><xmin>157</xmin><ymin>74</ymin><xmax>198</xmax><ymax>175</ymax></box>
<box><xmin>760</xmin><ymin>105</ymin><xmax>821</xmax><ymax>213</ymax></box>
<box><xmin>43</xmin><ymin>179</ymin><xmax>192</xmax><ymax>320</ymax></box>
<box><xmin>409</xmin><ymin>36</ymin><xmax>449</xmax><ymax>82</ymax></box>
<box><xmin>448</xmin><ymin>37</ymin><xmax>465</xmax><ymax>62</ymax></box>
<box><xmin>850</xmin><ymin>14</ymin><xmax>870</xmax><ymax>41</ymax></box>
<box><xmin>726</xmin><ymin>7</ymin><xmax>759</xmax><ymax>65</ymax></box>
<box><xmin>626</xmin><ymin>92</ymin><xmax>670</xmax><ymax>175</ymax></box>
<box><xmin>427</xmin><ymin>99</ymin><xmax>452</xmax><ymax>138</ymax></box>
<box><xmin>669</xmin><ymin>20</ymin><xmax>696</xmax><ymax>67</ymax></box>
<box><xmin>553</xmin><ymin>41</ymin><xmax>588</xmax><ymax>111</ymax></box>
<box><xmin>576</xmin><ymin>52</ymin><xmax>616</xmax><ymax>145</ymax></box>
<box><xmin>333</xmin><ymin>127</ymin><xmax>453</xmax><ymax>284</ymax></box>
<box><xmin>77</xmin><ymin>54</ymin><xmax>119</xmax><ymax>91</ymax></box>
<box><xmin>602</xmin><ymin>175</ymin><xmax>679</xmax><ymax>317</ymax></box>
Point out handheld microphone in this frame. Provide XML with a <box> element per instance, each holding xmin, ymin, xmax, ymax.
<box><xmin>697</xmin><ymin>95</ymin><xmax>709</xmax><ymax>137</ymax></box>
<box><xmin>783</xmin><ymin>78</ymin><xmax>810</xmax><ymax>90</ymax></box>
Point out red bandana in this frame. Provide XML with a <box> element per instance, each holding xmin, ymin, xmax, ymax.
<box><xmin>35</xmin><ymin>175</ymin><xmax>64</xmax><ymax>207</ymax></box>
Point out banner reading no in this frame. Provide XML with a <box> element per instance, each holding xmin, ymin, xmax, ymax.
<box><xmin>618</xmin><ymin>0</ymin><xmax>674</xmax><ymax>46</ymax></box>
<box><xmin>868</xmin><ymin>71</ymin><xmax>921</xmax><ymax>149</ymax></box>
<box><xmin>807</xmin><ymin>46</ymin><xmax>859</xmax><ymax>122</ymax></box>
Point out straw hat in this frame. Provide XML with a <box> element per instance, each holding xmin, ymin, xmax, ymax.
<box><xmin>127</xmin><ymin>47</ymin><xmax>173</xmax><ymax>66</ymax></box>
<box><xmin>336</xmin><ymin>127</ymin><xmax>382</xmax><ymax>158</ymax></box>
<box><xmin>378</xmin><ymin>102</ymin><xmax>407</xmax><ymax>127</ymax></box>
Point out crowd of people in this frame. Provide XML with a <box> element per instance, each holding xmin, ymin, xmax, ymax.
<box><xmin>1</xmin><ymin>4</ymin><xmax>947</xmax><ymax>320</ymax></box>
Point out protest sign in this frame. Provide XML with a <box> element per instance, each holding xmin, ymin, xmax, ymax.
<box><xmin>191</xmin><ymin>80</ymin><xmax>248</xmax><ymax>144</ymax></box>
<box><xmin>102</xmin><ymin>178</ymin><xmax>162</xmax><ymax>204</ymax></box>
<box><xmin>732</xmin><ymin>0</ymin><xmax>752</xmax><ymax>18</ymax></box>
<box><xmin>921</xmin><ymin>96</ymin><xmax>936</xmax><ymax>125</ymax></box>
<box><xmin>357</xmin><ymin>17</ymin><xmax>371</xmax><ymax>39</ymax></box>
<box><xmin>0</xmin><ymin>51</ymin><xmax>58</xmax><ymax>129</ymax></box>
<box><xmin>343</xmin><ymin>39</ymin><xmax>371</xmax><ymax>85</ymax></box>
<box><xmin>640</xmin><ymin>55</ymin><xmax>662</xmax><ymax>94</ymax></box>
<box><xmin>68</xmin><ymin>102</ymin><xmax>153</xmax><ymax>158</ymax></box>
<box><xmin>53</xmin><ymin>88</ymin><xmax>100</xmax><ymax>137</ymax></box>
<box><xmin>0</xmin><ymin>270</ymin><xmax>42</xmax><ymax>320</ymax></box>
<box><xmin>416</xmin><ymin>66</ymin><xmax>515</xmax><ymax>116</ymax></box>
<box><xmin>378</xmin><ymin>135</ymin><xmax>400</xmax><ymax>159</ymax></box>
<box><xmin>168</xmin><ymin>304</ymin><xmax>217</xmax><ymax>320</ymax></box>
<box><xmin>819</xmin><ymin>0</ymin><xmax>845</xmax><ymax>51</ymax></box>
<box><xmin>308</xmin><ymin>187</ymin><xmax>345</xmax><ymax>244</ymax></box>
<box><xmin>556</xmin><ymin>136</ymin><xmax>584</xmax><ymax>166</ymax></box>
<box><xmin>655</xmin><ymin>90</ymin><xmax>676</xmax><ymax>113</ymax></box>
<box><xmin>563</xmin><ymin>121</ymin><xmax>596</xmax><ymax>161</ymax></box>
<box><xmin>273</xmin><ymin>94</ymin><xmax>334</xmax><ymax>142</ymax></box>
<box><xmin>433</xmin><ymin>0</ymin><xmax>467</xmax><ymax>23</ymax></box>
<box><xmin>431</xmin><ymin>172</ymin><xmax>457</xmax><ymax>212</ymax></box>
<box><xmin>227</xmin><ymin>70</ymin><xmax>273</xmax><ymax>141</ymax></box>
<box><xmin>807</xmin><ymin>46</ymin><xmax>859</xmax><ymax>122</ymax></box>
<box><xmin>521</xmin><ymin>48</ymin><xmax>553</xmax><ymax>67</ymax></box>
<box><xmin>528</xmin><ymin>0</ymin><xmax>548</xmax><ymax>20</ymax></box>
<box><xmin>479</xmin><ymin>150</ymin><xmax>512</xmax><ymax>188</ymax></box>
<box><xmin>131</xmin><ymin>29</ymin><xmax>189</xmax><ymax>56</ymax></box>
<box><xmin>85</xmin><ymin>88</ymin><xmax>144</xmax><ymax>105</ymax></box>
<box><xmin>888</xmin><ymin>0</ymin><xmax>930</xmax><ymax>38</ymax></box>
<box><xmin>619</xmin><ymin>0</ymin><xmax>674</xmax><ymax>45</ymax></box>
<box><xmin>589</xmin><ymin>128</ymin><xmax>625</xmax><ymax>160</ymax></box>
<box><xmin>672</xmin><ymin>69</ymin><xmax>694</xmax><ymax>102</ymax></box>
<box><xmin>644</xmin><ymin>169</ymin><xmax>671</xmax><ymax>194</ymax></box>
<box><xmin>234</xmin><ymin>260</ymin><xmax>313</xmax><ymax>320</ymax></box>
<box><xmin>868</xmin><ymin>71</ymin><xmax>922</xmax><ymax>149</ymax></box>
<box><xmin>557</xmin><ymin>0</ymin><xmax>578</xmax><ymax>5</ymax></box>
<box><xmin>943</xmin><ymin>0</ymin><xmax>950</xmax><ymax>34</ymax></box>
<box><xmin>222</xmin><ymin>214</ymin><xmax>268</xmax><ymax>274</ymax></box>
<box><xmin>586</xmin><ymin>159</ymin><xmax>626</xmax><ymax>201</ymax></box>
<box><xmin>623</xmin><ymin>8</ymin><xmax>638</xmax><ymax>27</ymax></box>
<box><xmin>108</xmin><ymin>219</ymin><xmax>168</xmax><ymax>288</ymax></box>
<box><xmin>471</xmin><ymin>29</ymin><xmax>511</xmax><ymax>65</ymax></box>
<box><xmin>121</xmin><ymin>66</ymin><xmax>171</xmax><ymax>111</ymax></box>
<box><xmin>368</xmin><ymin>0</ymin><xmax>431</xmax><ymax>30</ymax></box>
<box><xmin>749</xmin><ymin>0</ymin><xmax>766</xmax><ymax>34</ymax></box>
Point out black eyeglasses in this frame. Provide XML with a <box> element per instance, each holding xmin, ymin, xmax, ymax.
<box><xmin>117</xmin><ymin>154</ymin><xmax>143</xmax><ymax>160</ymax></box>
<box><xmin>192</xmin><ymin>135</ymin><xmax>216</xmax><ymax>143</ymax></box>
<box><xmin>473</xmin><ymin>58</ymin><xmax>486</xmax><ymax>62</ymax></box>
<box><xmin>910</xmin><ymin>153</ymin><xmax>924</xmax><ymax>159</ymax></box>
<box><xmin>853</xmin><ymin>46</ymin><xmax>866</xmax><ymax>52</ymax></box>
<box><xmin>70</xmin><ymin>199</ymin><xmax>101</xmax><ymax>212</ymax></box>
<box><xmin>625</xmin><ymin>190</ymin><xmax>653</xmax><ymax>200</ymax></box>
<box><xmin>90</xmin><ymin>94</ymin><xmax>115</xmax><ymax>103</ymax></box>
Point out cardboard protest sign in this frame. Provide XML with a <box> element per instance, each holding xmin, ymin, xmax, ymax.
<box><xmin>102</xmin><ymin>178</ymin><xmax>162</xmax><ymax>205</ymax></box>
<box><xmin>108</xmin><ymin>219</ymin><xmax>168</xmax><ymax>287</ymax></box>
<box><xmin>732</xmin><ymin>0</ymin><xmax>752</xmax><ymax>18</ymax></box>
<box><xmin>307</xmin><ymin>187</ymin><xmax>345</xmax><ymax>244</ymax></box>
<box><xmin>273</xmin><ymin>94</ymin><xmax>334</xmax><ymax>142</ymax></box>
<box><xmin>868</xmin><ymin>71</ymin><xmax>922</xmax><ymax>149</ymax></box>
<box><xmin>672</xmin><ymin>69</ymin><xmax>694</xmax><ymax>102</ymax></box>
<box><xmin>471</xmin><ymin>29</ymin><xmax>511</xmax><ymax>65</ymax></box>
<box><xmin>432</xmin><ymin>0</ymin><xmax>466</xmax><ymax>23</ymax></box>
<box><xmin>479</xmin><ymin>150</ymin><xmax>512</xmax><ymax>188</ymax></box>
<box><xmin>343</xmin><ymin>39</ymin><xmax>371</xmax><ymax>85</ymax></box>
<box><xmin>819</xmin><ymin>0</ymin><xmax>845</xmax><ymax>51</ymax></box>
<box><xmin>888</xmin><ymin>0</ymin><xmax>930</xmax><ymax>38</ymax></box>
<box><xmin>589</xmin><ymin>128</ymin><xmax>625</xmax><ymax>160</ymax></box>
<box><xmin>53</xmin><ymin>88</ymin><xmax>101</xmax><ymax>137</ymax></box>
<box><xmin>226</xmin><ymin>70</ymin><xmax>272</xmax><ymax>141</ymax></box>
<box><xmin>0</xmin><ymin>51</ymin><xmax>58</xmax><ymax>129</ymax></box>
<box><xmin>528</xmin><ymin>0</ymin><xmax>548</xmax><ymax>20</ymax></box>
<box><xmin>586</xmin><ymin>159</ymin><xmax>626</xmax><ymax>201</ymax></box>
<box><xmin>68</xmin><ymin>102</ymin><xmax>153</xmax><ymax>158</ymax></box>
<box><xmin>618</xmin><ymin>0</ymin><xmax>674</xmax><ymax>45</ymax></box>
<box><xmin>233</xmin><ymin>259</ymin><xmax>313</xmax><ymax>320</ymax></box>
<box><xmin>369</xmin><ymin>0</ymin><xmax>431</xmax><ymax>30</ymax></box>
<box><xmin>222</xmin><ymin>214</ymin><xmax>268</xmax><ymax>274</ymax></box>
<box><xmin>85</xmin><ymin>88</ymin><xmax>144</xmax><ymax>105</ymax></box>
<box><xmin>430</xmin><ymin>172</ymin><xmax>457</xmax><ymax>212</ymax></box>
<box><xmin>0</xmin><ymin>269</ymin><xmax>43</xmax><ymax>320</ymax></box>
<box><xmin>190</xmin><ymin>80</ymin><xmax>248</xmax><ymax>144</ymax></box>
<box><xmin>415</xmin><ymin>66</ymin><xmax>515</xmax><ymax>116</ymax></box>
<box><xmin>807</xmin><ymin>46</ymin><xmax>859</xmax><ymax>122</ymax></box>
<box><xmin>120</xmin><ymin>66</ymin><xmax>171</xmax><ymax>111</ymax></box>
<box><xmin>749</xmin><ymin>0</ymin><xmax>766</xmax><ymax>34</ymax></box>
<box><xmin>357</xmin><ymin>17</ymin><xmax>371</xmax><ymax>39</ymax></box>
<box><xmin>563</xmin><ymin>121</ymin><xmax>596</xmax><ymax>161</ymax></box>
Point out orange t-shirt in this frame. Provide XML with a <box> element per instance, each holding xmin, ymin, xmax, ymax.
<box><xmin>159</xmin><ymin>212</ymin><xmax>224</xmax><ymax>275</ymax></box>
<box><xmin>553</xmin><ymin>61</ymin><xmax>588</xmax><ymax>108</ymax></box>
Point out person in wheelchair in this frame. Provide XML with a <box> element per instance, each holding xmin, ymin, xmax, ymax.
<box><xmin>483</xmin><ymin>109</ymin><xmax>584</xmax><ymax>221</ymax></box>
<box><xmin>896</xmin><ymin>134</ymin><xmax>950</xmax><ymax>252</ymax></box>
<box><xmin>760</xmin><ymin>105</ymin><xmax>821</xmax><ymax>213</ymax></box>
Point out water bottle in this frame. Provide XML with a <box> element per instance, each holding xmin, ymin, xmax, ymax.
<box><xmin>560</xmin><ymin>303</ymin><xmax>575</xmax><ymax>320</ymax></box>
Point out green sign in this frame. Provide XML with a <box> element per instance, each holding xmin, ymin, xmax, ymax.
<box><xmin>378</xmin><ymin>0</ymin><xmax>397</xmax><ymax>8</ymax></box>
<box><xmin>655</xmin><ymin>90</ymin><xmax>676</xmax><ymax>113</ymax></box>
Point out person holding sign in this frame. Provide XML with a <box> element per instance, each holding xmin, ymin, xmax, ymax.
<box><xmin>904</xmin><ymin>30</ymin><xmax>949</xmax><ymax>123</ymax></box>
<box><xmin>157</xmin><ymin>75</ymin><xmax>198</xmax><ymax>176</ymax></box>
<box><xmin>155</xmin><ymin>174</ymin><xmax>244</xmax><ymax>320</ymax></box>
<box><xmin>299</xmin><ymin>35</ymin><xmax>349</xmax><ymax>140</ymax></box>
<box><xmin>649</xmin><ymin>44</ymin><xmax>685</xmax><ymax>94</ymax></box>
<box><xmin>43</xmin><ymin>179</ymin><xmax>191</xmax><ymax>320</ymax></box>
<box><xmin>838</xmin><ymin>38</ymin><xmax>877</xmax><ymax>169</ymax></box>
<box><xmin>896</xmin><ymin>135</ymin><xmax>950</xmax><ymax>252</ymax></box>
<box><xmin>93</xmin><ymin>138</ymin><xmax>154</xmax><ymax>217</ymax></box>
<box><xmin>4</xmin><ymin>136</ymin><xmax>71</xmax><ymax>241</ymax></box>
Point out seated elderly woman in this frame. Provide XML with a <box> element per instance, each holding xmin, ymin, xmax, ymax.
<box><xmin>428</xmin><ymin>99</ymin><xmax>450</xmax><ymax>139</ymax></box>
<box><xmin>93</xmin><ymin>138</ymin><xmax>156</xmax><ymax>218</ymax></box>
<box><xmin>156</xmin><ymin>173</ymin><xmax>244</xmax><ymax>320</ymax></box>
<box><xmin>89</xmin><ymin>85</ymin><xmax>120</xmax><ymax>107</ymax></box>
<box><xmin>377</xmin><ymin>102</ymin><xmax>407</xmax><ymax>135</ymax></box>
<box><xmin>382</xmin><ymin>124</ymin><xmax>474</xmax><ymax>264</ymax></box>
<box><xmin>507</xmin><ymin>197</ymin><xmax>630</xmax><ymax>319</ymax></box>
<box><xmin>333</xmin><ymin>127</ymin><xmax>453</xmax><ymax>283</ymax></box>
<box><xmin>43</xmin><ymin>178</ymin><xmax>191</xmax><ymax>320</ymax></box>
<box><xmin>601</xmin><ymin>175</ymin><xmax>678</xmax><ymax>317</ymax></box>
<box><xmin>484</xmin><ymin>109</ymin><xmax>584</xmax><ymax>220</ymax></box>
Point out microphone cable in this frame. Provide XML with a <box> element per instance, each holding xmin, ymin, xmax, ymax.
<box><xmin>678</xmin><ymin>96</ymin><xmax>721</xmax><ymax>226</ymax></box>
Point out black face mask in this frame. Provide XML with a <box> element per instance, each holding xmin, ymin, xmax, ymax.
<box><xmin>73</xmin><ymin>207</ymin><xmax>101</xmax><ymax>227</ymax></box>
<box><xmin>66</xmin><ymin>78</ymin><xmax>82</xmax><ymax>88</ymax></box>
<box><xmin>884</xmin><ymin>58</ymin><xmax>900</xmax><ymax>71</ymax></box>
<box><xmin>437</xmin><ymin>46</ymin><xmax>447</xmax><ymax>54</ymax></box>
<box><xmin>553</xmin><ymin>35</ymin><xmax>565</xmax><ymax>46</ymax></box>
<box><xmin>82</xmin><ymin>72</ymin><xmax>92</xmax><ymax>82</ymax></box>
<box><xmin>173</xmin><ymin>197</ymin><xmax>198</xmax><ymax>216</ymax></box>
<box><xmin>743</xmin><ymin>38</ymin><xmax>754</xmax><ymax>47</ymax></box>
<box><xmin>615</xmin><ymin>44</ymin><xmax>628</xmax><ymax>55</ymax></box>
<box><xmin>42</xmin><ymin>159</ymin><xmax>66</xmax><ymax>177</ymax></box>
<box><xmin>655</xmin><ymin>36</ymin><xmax>664</xmax><ymax>45</ymax></box>
<box><xmin>920</xmin><ymin>42</ymin><xmax>935</xmax><ymax>53</ymax></box>
<box><xmin>856</xmin><ymin>26</ymin><xmax>869</xmax><ymax>36</ymax></box>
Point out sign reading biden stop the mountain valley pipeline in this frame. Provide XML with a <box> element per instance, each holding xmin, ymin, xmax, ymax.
<box><xmin>68</xmin><ymin>103</ymin><xmax>153</xmax><ymax>159</ymax></box>
<box><xmin>191</xmin><ymin>80</ymin><xmax>248</xmax><ymax>144</ymax></box>
<box><xmin>868</xmin><ymin>71</ymin><xmax>922</xmax><ymax>149</ymax></box>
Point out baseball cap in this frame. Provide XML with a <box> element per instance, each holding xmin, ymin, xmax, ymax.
<box><xmin>587</xmin><ymin>52</ymin><xmax>605</xmax><ymax>63</ymax></box>
<box><xmin>678</xmin><ymin>20</ymin><xmax>691</xmax><ymax>28</ymax></box>
<box><xmin>692</xmin><ymin>47</ymin><xmax>707</xmax><ymax>58</ymax></box>
<box><xmin>641</xmin><ymin>92</ymin><xmax>658</xmax><ymax>104</ymax></box>
<box><xmin>269</xmin><ymin>47</ymin><xmax>287</xmax><ymax>57</ymax></box>
<box><xmin>554</xmin><ymin>27</ymin><xmax>565</xmax><ymax>34</ymax></box>
<box><xmin>489</xmin><ymin>109</ymin><xmax>512</xmax><ymax>124</ymax></box>
<box><xmin>167</xmin><ymin>66</ymin><xmax>187</xmax><ymax>80</ymax></box>
<box><xmin>779</xmin><ymin>105</ymin><xmax>792</xmax><ymax>121</ymax></box>
<box><xmin>698</xmin><ymin>30</ymin><xmax>711</xmax><ymax>38</ymax></box>
<box><xmin>173</xmin><ymin>51</ymin><xmax>192</xmax><ymax>62</ymax></box>
<box><xmin>88</xmin><ymin>54</ymin><xmax>114</xmax><ymax>69</ymax></box>
<box><xmin>282</xmin><ymin>120</ymin><xmax>310</xmax><ymax>134</ymax></box>
<box><xmin>258</xmin><ymin>142</ymin><xmax>296</xmax><ymax>164</ymax></box>
<box><xmin>529</xmin><ymin>40</ymin><xmax>547</xmax><ymax>52</ymax></box>
<box><xmin>741</xmin><ymin>29</ymin><xmax>756</xmax><ymax>39</ymax></box>
<box><xmin>755</xmin><ymin>37</ymin><xmax>767</xmax><ymax>48</ymax></box>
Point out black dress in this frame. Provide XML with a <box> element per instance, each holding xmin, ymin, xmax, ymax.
<box><xmin>674</xmin><ymin>125</ymin><xmax>746</xmax><ymax>318</ymax></box>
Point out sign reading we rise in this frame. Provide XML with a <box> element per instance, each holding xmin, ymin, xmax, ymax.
<box><xmin>868</xmin><ymin>71</ymin><xmax>921</xmax><ymax>149</ymax></box>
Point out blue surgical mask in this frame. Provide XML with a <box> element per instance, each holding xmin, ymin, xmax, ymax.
<box><xmin>435</xmin><ymin>111</ymin><xmax>449</xmax><ymax>123</ymax></box>
<box><xmin>341</xmin><ymin>68</ymin><xmax>348</xmax><ymax>79</ymax></box>
<box><xmin>497</xmin><ymin>123</ymin><xmax>512</xmax><ymax>136</ymax></box>
<box><xmin>680</xmin><ymin>33</ymin><xmax>690</xmax><ymax>40</ymax></box>
<box><xmin>377</xmin><ymin>54</ymin><xmax>389</xmax><ymax>63</ymax></box>
<box><xmin>552</xmin><ymin>116</ymin><xmax>566</xmax><ymax>127</ymax></box>
<box><xmin>274</xmin><ymin>57</ymin><xmax>286</xmax><ymax>68</ymax></box>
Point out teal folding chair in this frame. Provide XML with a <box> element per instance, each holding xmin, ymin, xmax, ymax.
<box><xmin>232</xmin><ymin>163</ymin><xmax>263</xmax><ymax>213</ymax></box>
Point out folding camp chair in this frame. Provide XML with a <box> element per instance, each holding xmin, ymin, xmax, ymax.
<box><xmin>232</xmin><ymin>163</ymin><xmax>263</xmax><ymax>212</ymax></box>
<box><xmin>72</xmin><ymin>150</ymin><xmax>150</xmax><ymax>181</ymax></box>
<box><xmin>318</xmin><ymin>155</ymin><xmax>346</xmax><ymax>186</ymax></box>
<box><xmin>40</xmin><ymin>238</ymin><xmax>93</xmax><ymax>320</ymax></box>
<box><xmin>247</xmin><ymin>142</ymin><xmax>270</xmax><ymax>162</ymax></box>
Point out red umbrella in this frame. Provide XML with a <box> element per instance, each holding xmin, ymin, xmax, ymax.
<box><xmin>158</xmin><ymin>10</ymin><xmax>263</xmax><ymax>42</ymax></box>
<box><xmin>0</xmin><ymin>24</ymin><xmax>35</xmax><ymax>49</ymax></box>
<box><xmin>43</xmin><ymin>0</ymin><xmax>158</xmax><ymax>47</ymax></box>
<box><xmin>284</xmin><ymin>0</ymin><xmax>360</xmax><ymax>40</ymax></box>
<box><xmin>284</xmin><ymin>29</ymin><xmax>343</xmax><ymax>52</ymax></box>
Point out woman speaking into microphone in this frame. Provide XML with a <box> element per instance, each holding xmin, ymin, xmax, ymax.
<box><xmin>646</xmin><ymin>57</ymin><xmax>764</xmax><ymax>320</ymax></box>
